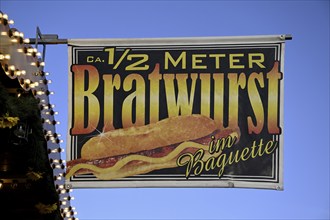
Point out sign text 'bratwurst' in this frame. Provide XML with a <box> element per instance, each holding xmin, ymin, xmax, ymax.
<box><xmin>67</xmin><ymin>36</ymin><xmax>285</xmax><ymax>189</ymax></box>
<box><xmin>70</xmin><ymin>51</ymin><xmax>281</xmax><ymax>135</ymax></box>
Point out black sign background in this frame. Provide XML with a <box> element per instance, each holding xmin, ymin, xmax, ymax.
<box><xmin>67</xmin><ymin>40</ymin><xmax>283</xmax><ymax>188</ymax></box>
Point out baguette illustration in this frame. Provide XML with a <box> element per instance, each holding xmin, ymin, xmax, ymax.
<box><xmin>66</xmin><ymin>114</ymin><xmax>239</xmax><ymax>180</ymax></box>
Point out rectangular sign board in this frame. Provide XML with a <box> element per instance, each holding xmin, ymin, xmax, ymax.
<box><xmin>66</xmin><ymin>36</ymin><xmax>285</xmax><ymax>189</ymax></box>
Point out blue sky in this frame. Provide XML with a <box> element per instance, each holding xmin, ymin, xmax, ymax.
<box><xmin>1</xmin><ymin>1</ymin><xmax>329</xmax><ymax>219</ymax></box>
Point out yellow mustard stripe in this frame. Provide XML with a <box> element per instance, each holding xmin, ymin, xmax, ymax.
<box><xmin>95</xmin><ymin>159</ymin><xmax>178</xmax><ymax>180</ymax></box>
<box><xmin>95</xmin><ymin>146</ymin><xmax>223</xmax><ymax>180</ymax></box>
<box><xmin>66</xmin><ymin>141</ymin><xmax>209</xmax><ymax>179</ymax></box>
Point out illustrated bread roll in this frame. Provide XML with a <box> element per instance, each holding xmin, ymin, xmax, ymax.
<box><xmin>82</xmin><ymin>114</ymin><xmax>219</xmax><ymax>160</ymax></box>
<box><xmin>66</xmin><ymin>114</ymin><xmax>240</xmax><ymax>180</ymax></box>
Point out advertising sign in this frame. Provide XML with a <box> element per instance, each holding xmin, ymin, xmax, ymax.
<box><xmin>66</xmin><ymin>36</ymin><xmax>286</xmax><ymax>189</ymax></box>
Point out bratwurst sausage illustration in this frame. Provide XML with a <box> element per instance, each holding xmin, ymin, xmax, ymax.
<box><xmin>66</xmin><ymin>114</ymin><xmax>239</xmax><ymax>180</ymax></box>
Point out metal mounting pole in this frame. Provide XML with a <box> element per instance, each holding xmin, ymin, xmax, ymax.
<box><xmin>28</xmin><ymin>32</ymin><xmax>292</xmax><ymax>66</ymax></box>
<box><xmin>284</xmin><ymin>34</ymin><xmax>293</xmax><ymax>40</ymax></box>
<box><xmin>29</xmin><ymin>37</ymin><xmax>68</xmax><ymax>45</ymax></box>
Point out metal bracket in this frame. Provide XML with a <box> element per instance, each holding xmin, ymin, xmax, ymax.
<box><xmin>28</xmin><ymin>27</ymin><xmax>67</xmax><ymax>67</ymax></box>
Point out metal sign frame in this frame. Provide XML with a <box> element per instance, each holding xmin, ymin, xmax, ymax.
<box><xmin>65</xmin><ymin>35</ymin><xmax>288</xmax><ymax>190</ymax></box>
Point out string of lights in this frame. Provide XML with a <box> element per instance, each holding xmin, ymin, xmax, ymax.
<box><xmin>0</xmin><ymin>11</ymin><xmax>78</xmax><ymax>220</ymax></box>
